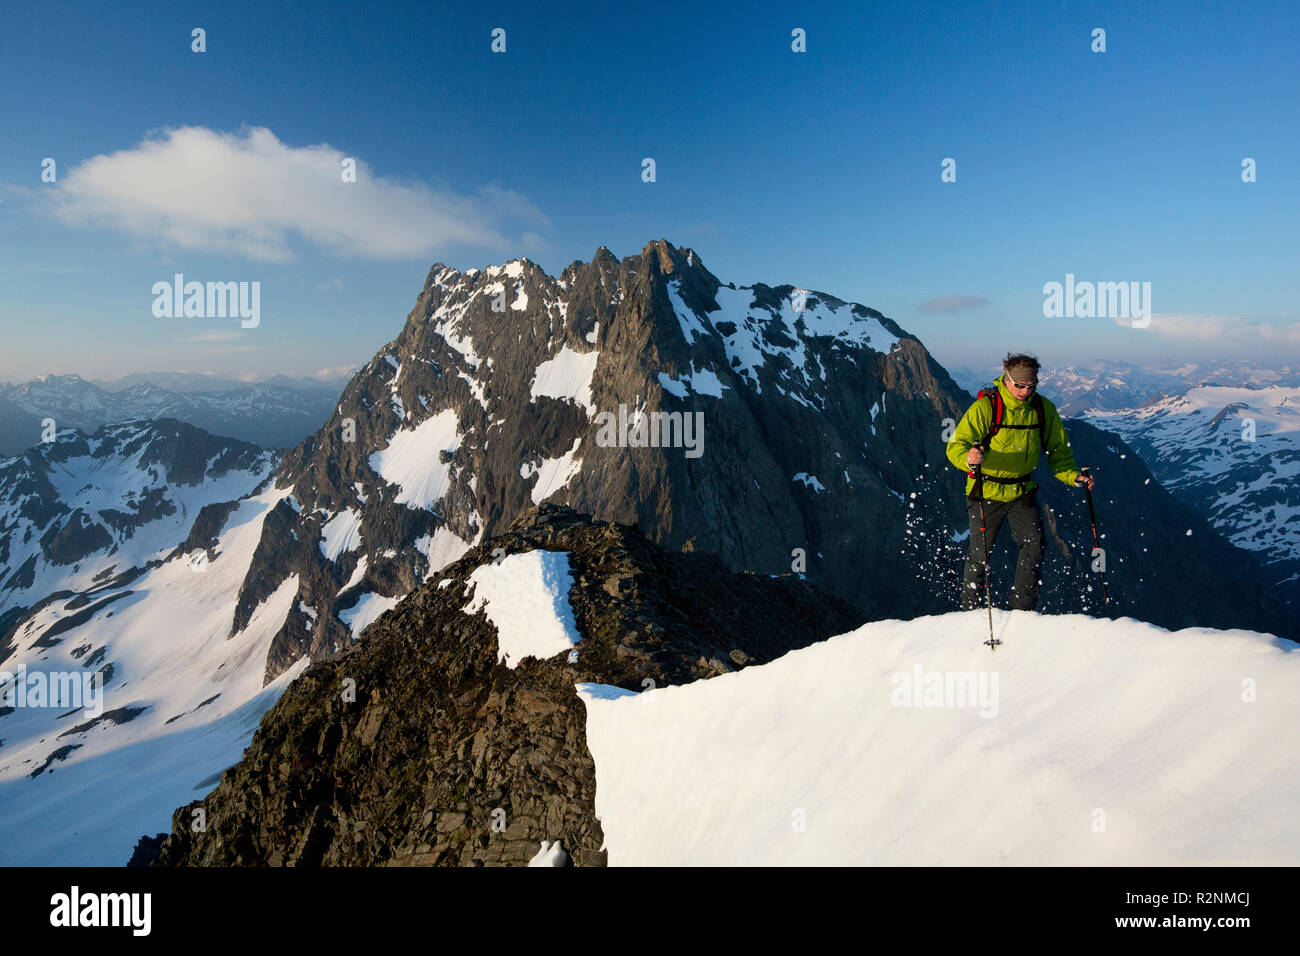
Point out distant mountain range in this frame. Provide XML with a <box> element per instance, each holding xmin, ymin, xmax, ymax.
<box><xmin>950</xmin><ymin>360</ymin><xmax>1300</xmax><ymax>416</ymax></box>
<box><xmin>90</xmin><ymin>371</ymin><xmax>351</xmax><ymax>394</ymax></box>
<box><xmin>0</xmin><ymin>373</ymin><xmax>348</xmax><ymax>454</ymax></box>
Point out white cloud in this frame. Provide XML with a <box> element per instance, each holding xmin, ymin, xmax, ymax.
<box><xmin>49</xmin><ymin>126</ymin><xmax>549</xmax><ymax>262</ymax></box>
<box><xmin>1116</xmin><ymin>312</ymin><xmax>1300</xmax><ymax>346</ymax></box>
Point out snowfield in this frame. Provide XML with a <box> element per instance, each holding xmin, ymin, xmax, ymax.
<box><xmin>338</xmin><ymin>590</ymin><xmax>402</xmax><ymax>639</ymax></box>
<box><xmin>520</xmin><ymin>437</ymin><xmax>583</xmax><ymax>505</ymax></box>
<box><xmin>579</xmin><ymin>611</ymin><xmax>1299</xmax><ymax>865</ymax></box>
<box><xmin>318</xmin><ymin>506</ymin><xmax>363</xmax><ymax>561</ymax></box>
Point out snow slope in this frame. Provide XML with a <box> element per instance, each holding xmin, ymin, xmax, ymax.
<box><xmin>0</xmin><ymin>483</ymin><xmax>309</xmax><ymax>865</ymax></box>
<box><xmin>0</xmin><ymin>422</ymin><xmax>277</xmax><ymax>615</ymax></box>
<box><xmin>339</xmin><ymin>591</ymin><xmax>402</xmax><ymax>639</ymax></box>
<box><xmin>1084</xmin><ymin>385</ymin><xmax>1300</xmax><ymax>602</ymax></box>
<box><xmin>529</xmin><ymin>346</ymin><xmax>599</xmax><ymax>416</ymax></box>
<box><xmin>579</xmin><ymin>610</ymin><xmax>1299</xmax><ymax>865</ymax></box>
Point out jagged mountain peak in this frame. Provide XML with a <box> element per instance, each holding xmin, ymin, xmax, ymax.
<box><xmin>637</xmin><ymin>237</ymin><xmax>707</xmax><ymax>277</ymax></box>
<box><xmin>245</xmin><ymin>242</ymin><xmax>948</xmax><ymax>678</ymax></box>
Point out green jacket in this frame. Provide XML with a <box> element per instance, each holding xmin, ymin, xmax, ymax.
<box><xmin>946</xmin><ymin>374</ymin><xmax>1082</xmax><ymax>502</ymax></box>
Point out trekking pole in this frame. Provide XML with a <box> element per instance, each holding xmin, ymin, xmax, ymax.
<box><xmin>1080</xmin><ymin>466</ymin><xmax>1110</xmax><ymax>607</ymax></box>
<box><xmin>973</xmin><ymin>447</ymin><xmax>999</xmax><ymax>650</ymax></box>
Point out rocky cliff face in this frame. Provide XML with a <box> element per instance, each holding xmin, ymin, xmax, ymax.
<box><xmin>143</xmin><ymin>504</ymin><xmax>864</xmax><ymax>866</ymax></box>
<box><xmin>229</xmin><ymin>239</ymin><xmax>1292</xmax><ymax>687</ymax></box>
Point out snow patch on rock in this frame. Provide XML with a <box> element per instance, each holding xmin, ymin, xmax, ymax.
<box><xmin>462</xmin><ymin>550</ymin><xmax>581</xmax><ymax>669</ymax></box>
<box><xmin>368</xmin><ymin>410</ymin><xmax>461</xmax><ymax>510</ymax></box>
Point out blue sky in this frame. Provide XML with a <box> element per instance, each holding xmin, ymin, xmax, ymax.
<box><xmin>1</xmin><ymin>0</ymin><xmax>1297</xmax><ymax>384</ymax></box>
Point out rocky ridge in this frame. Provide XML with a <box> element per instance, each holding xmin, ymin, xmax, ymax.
<box><xmin>141</xmin><ymin>504</ymin><xmax>864</xmax><ymax>866</ymax></box>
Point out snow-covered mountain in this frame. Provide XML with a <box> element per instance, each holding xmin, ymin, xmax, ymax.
<box><xmin>1084</xmin><ymin>385</ymin><xmax>1300</xmax><ymax>608</ymax></box>
<box><xmin>0</xmin><ymin>420</ymin><xmax>288</xmax><ymax>864</ymax></box>
<box><xmin>0</xmin><ymin>420</ymin><xmax>277</xmax><ymax>620</ymax></box>
<box><xmin>3</xmin><ymin>240</ymin><xmax>1294</xmax><ymax>865</ymax></box>
<box><xmin>952</xmin><ymin>360</ymin><xmax>1300</xmax><ymax>417</ymax></box>
<box><xmin>0</xmin><ymin>481</ymin><xmax>308</xmax><ymax>865</ymax></box>
<box><xmin>90</xmin><ymin>371</ymin><xmax>353</xmax><ymax>394</ymax></box>
<box><xmin>90</xmin><ymin>372</ymin><xmax>254</xmax><ymax>393</ymax></box>
<box><xmin>0</xmin><ymin>373</ymin><xmax>339</xmax><ymax>451</ymax></box>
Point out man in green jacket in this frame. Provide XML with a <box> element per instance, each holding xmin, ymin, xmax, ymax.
<box><xmin>945</xmin><ymin>352</ymin><xmax>1095</xmax><ymax>611</ymax></box>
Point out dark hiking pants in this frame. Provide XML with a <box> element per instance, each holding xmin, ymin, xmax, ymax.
<box><xmin>961</xmin><ymin>490</ymin><xmax>1044</xmax><ymax>611</ymax></box>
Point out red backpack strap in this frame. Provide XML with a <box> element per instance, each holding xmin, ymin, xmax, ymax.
<box><xmin>977</xmin><ymin>387</ymin><xmax>1004</xmax><ymax>444</ymax></box>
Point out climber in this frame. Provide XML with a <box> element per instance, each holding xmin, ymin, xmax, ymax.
<box><xmin>945</xmin><ymin>352</ymin><xmax>1094</xmax><ymax>610</ymax></box>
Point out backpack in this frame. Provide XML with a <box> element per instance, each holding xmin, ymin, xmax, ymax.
<box><xmin>977</xmin><ymin>386</ymin><xmax>1047</xmax><ymax>450</ymax></box>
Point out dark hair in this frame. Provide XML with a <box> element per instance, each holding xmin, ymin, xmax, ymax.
<box><xmin>1003</xmin><ymin>352</ymin><xmax>1041</xmax><ymax>374</ymax></box>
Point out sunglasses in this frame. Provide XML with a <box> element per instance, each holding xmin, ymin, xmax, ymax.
<box><xmin>1007</xmin><ymin>376</ymin><xmax>1037</xmax><ymax>391</ymax></box>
